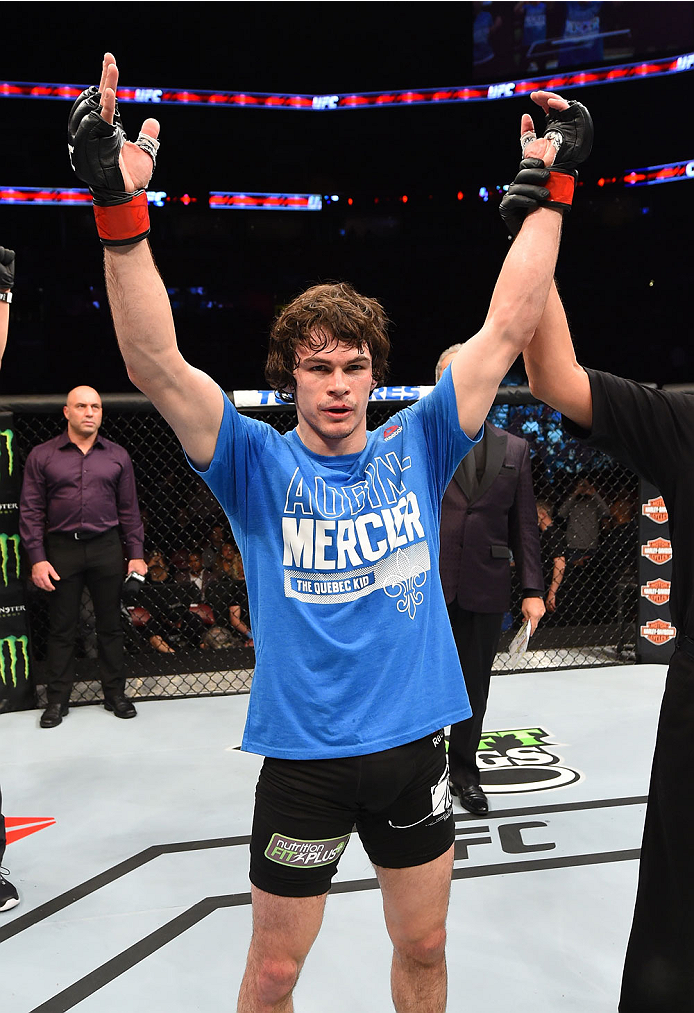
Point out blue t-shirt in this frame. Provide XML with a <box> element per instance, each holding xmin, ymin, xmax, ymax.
<box><xmin>191</xmin><ymin>369</ymin><xmax>477</xmax><ymax>759</ymax></box>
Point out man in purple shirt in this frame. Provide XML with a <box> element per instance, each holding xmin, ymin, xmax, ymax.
<box><xmin>19</xmin><ymin>385</ymin><xmax>147</xmax><ymax>727</ymax></box>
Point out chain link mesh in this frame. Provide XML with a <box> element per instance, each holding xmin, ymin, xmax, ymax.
<box><xmin>13</xmin><ymin>395</ymin><xmax>638</xmax><ymax>706</ymax></box>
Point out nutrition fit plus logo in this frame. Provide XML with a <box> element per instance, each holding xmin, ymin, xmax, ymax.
<box><xmin>476</xmin><ymin>727</ymin><xmax>583</xmax><ymax>794</ymax></box>
<box><xmin>0</xmin><ymin>634</ymin><xmax>29</xmax><ymax>687</ymax></box>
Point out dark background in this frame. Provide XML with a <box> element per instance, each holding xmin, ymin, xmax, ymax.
<box><xmin>2</xmin><ymin>3</ymin><xmax>693</xmax><ymax>395</ymax></box>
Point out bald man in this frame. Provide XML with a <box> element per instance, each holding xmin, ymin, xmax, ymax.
<box><xmin>19</xmin><ymin>386</ymin><xmax>146</xmax><ymax>727</ymax></box>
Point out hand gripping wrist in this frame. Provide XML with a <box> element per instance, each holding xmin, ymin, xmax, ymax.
<box><xmin>500</xmin><ymin>154</ymin><xmax>580</xmax><ymax>237</ymax></box>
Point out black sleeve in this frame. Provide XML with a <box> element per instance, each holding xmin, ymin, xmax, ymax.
<box><xmin>562</xmin><ymin>369</ymin><xmax>693</xmax><ymax>498</ymax></box>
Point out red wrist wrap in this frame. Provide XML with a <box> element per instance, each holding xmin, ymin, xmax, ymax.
<box><xmin>93</xmin><ymin>192</ymin><xmax>150</xmax><ymax>246</ymax></box>
<box><xmin>545</xmin><ymin>171</ymin><xmax>575</xmax><ymax>207</ymax></box>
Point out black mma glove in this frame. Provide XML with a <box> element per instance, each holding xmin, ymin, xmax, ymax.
<box><xmin>0</xmin><ymin>247</ymin><xmax>15</xmax><ymax>291</ymax></box>
<box><xmin>67</xmin><ymin>86</ymin><xmax>159</xmax><ymax>246</ymax></box>
<box><xmin>499</xmin><ymin>158</ymin><xmax>551</xmax><ymax>237</ymax></box>
<box><xmin>500</xmin><ymin>98</ymin><xmax>593</xmax><ymax>236</ymax></box>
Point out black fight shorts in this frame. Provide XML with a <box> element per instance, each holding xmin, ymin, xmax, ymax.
<box><xmin>250</xmin><ymin>730</ymin><xmax>453</xmax><ymax>897</ymax></box>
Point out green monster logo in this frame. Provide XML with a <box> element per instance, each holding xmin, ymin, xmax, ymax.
<box><xmin>0</xmin><ymin>533</ymin><xmax>20</xmax><ymax>586</ymax></box>
<box><xmin>0</xmin><ymin>635</ymin><xmax>29</xmax><ymax>687</ymax></box>
<box><xmin>0</xmin><ymin>429</ymin><xmax>13</xmax><ymax>476</ymax></box>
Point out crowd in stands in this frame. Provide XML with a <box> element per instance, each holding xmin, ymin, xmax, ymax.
<box><xmin>125</xmin><ymin>521</ymin><xmax>254</xmax><ymax>656</ymax></box>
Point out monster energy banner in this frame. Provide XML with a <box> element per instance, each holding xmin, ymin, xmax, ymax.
<box><xmin>637</xmin><ymin>479</ymin><xmax>676</xmax><ymax>665</ymax></box>
<box><xmin>0</xmin><ymin>411</ymin><xmax>31</xmax><ymax>710</ymax></box>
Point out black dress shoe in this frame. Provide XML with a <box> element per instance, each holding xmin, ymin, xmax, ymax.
<box><xmin>450</xmin><ymin>781</ymin><xmax>489</xmax><ymax>815</ymax></box>
<box><xmin>40</xmin><ymin>703</ymin><xmax>69</xmax><ymax>728</ymax></box>
<box><xmin>104</xmin><ymin>694</ymin><xmax>137</xmax><ymax>719</ymax></box>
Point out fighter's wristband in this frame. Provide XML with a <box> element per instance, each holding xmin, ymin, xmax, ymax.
<box><xmin>0</xmin><ymin>292</ymin><xmax>12</xmax><ymax>304</ymax></box>
<box><xmin>542</xmin><ymin>170</ymin><xmax>575</xmax><ymax>212</ymax></box>
<box><xmin>92</xmin><ymin>191</ymin><xmax>150</xmax><ymax>247</ymax></box>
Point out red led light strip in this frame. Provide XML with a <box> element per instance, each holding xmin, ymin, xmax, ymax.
<box><xmin>1</xmin><ymin>52</ymin><xmax>692</xmax><ymax>110</ymax></box>
<box><xmin>623</xmin><ymin>159</ymin><xmax>694</xmax><ymax>187</ymax></box>
<box><xmin>209</xmin><ymin>192</ymin><xmax>322</xmax><ymax>210</ymax></box>
<box><xmin>0</xmin><ymin>187</ymin><xmax>92</xmax><ymax>205</ymax></box>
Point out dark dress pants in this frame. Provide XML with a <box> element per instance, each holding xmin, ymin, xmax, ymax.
<box><xmin>45</xmin><ymin>529</ymin><xmax>125</xmax><ymax>704</ymax></box>
<box><xmin>446</xmin><ymin>602</ymin><xmax>503</xmax><ymax>788</ymax></box>
<box><xmin>619</xmin><ymin>648</ymin><xmax>694</xmax><ymax>1010</ymax></box>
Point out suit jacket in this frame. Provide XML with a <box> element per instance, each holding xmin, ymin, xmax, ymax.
<box><xmin>439</xmin><ymin>422</ymin><xmax>543</xmax><ymax>613</ymax></box>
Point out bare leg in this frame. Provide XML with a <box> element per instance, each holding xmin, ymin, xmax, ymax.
<box><xmin>376</xmin><ymin>845</ymin><xmax>454</xmax><ymax>1013</ymax></box>
<box><xmin>237</xmin><ymin>885</ymin><xmax>328</xmax><ymax>1012</ymax></box>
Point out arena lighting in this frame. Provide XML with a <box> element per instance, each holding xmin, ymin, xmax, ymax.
<box><xmin>2</xmin><ymin>51</ymin><xmax>692</xmax><ymax>110</ymax></box>
<box><xmin>3</xmin><ymin>166</ymin><xmax>691</xmax><ymax>210</ymax></box>
<box><xmin>209</xmin><ymin>192</ymin><xmax>323</xmax><ymax>210</ymax></box>
<box><xmin>0</xmin><ymin>186</ymin><xmax>92</xmax><ymax>205</ymax></box>
<box><xmin>0</xmin><ymin>187</ymin><xmax>178</xmax><ymax>206</ymax></box>
<box><xmin>623</xmin><ymin>159</ymin><xmax>694</xmax><ymax>187</ymax></box>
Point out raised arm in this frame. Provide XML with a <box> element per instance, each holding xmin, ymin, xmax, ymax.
<box><xmin>523</xmin><ymin>280</ymin><xmax>593</xmax><ymax>429</ymax></box>
<box><xmin>449</xmin><ymin>91</ymin><xmax>592</xmax><ymax>437</ymax></box>
<box><xmin>68</xmin><ymin>54</ymin><xmax>223</xmax><ymax>469</ymax></box>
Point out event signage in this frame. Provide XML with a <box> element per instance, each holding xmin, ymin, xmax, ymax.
<box><xmin>638</xmin><ymin>480</ymin><xmax>676</xmax><ymax>662</ymax></box>
<box><xmin>0</xmin><ymin>411</ymin><xmax>31</xmax><ymax>709</ymax></box>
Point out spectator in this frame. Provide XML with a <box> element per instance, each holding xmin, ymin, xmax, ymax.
<box><xmin>19</xmin><ymin>386</ymin><xmax>147</xmax><ymax>727</ymax></box>
<box><xmin>202</xmin><ymin>523</ymin><xmax>227</xmax><ymax>569</ymax></box>
<box><xmin>558</xmin><ymin>474</ymin><xmax>610</xmax><ymax>563</ymax></box>
<box><xmin>177</xmin><ymin>550</ymin><xmax>216</xmax><ymax>598</ymax></box>
<box><xmin>536</xmin><ymin>498</ymin><xmax>566</xmax><ymax>614</ymax></box>
<box><xmin>207</xmin><ymin>553</ymin><xmax>254</xmax><ymax>647</ymax></box>
<box><xmin>137</xmin><ymin>560</ymin><xmax>207</xmax><ymax>651</ymax></box>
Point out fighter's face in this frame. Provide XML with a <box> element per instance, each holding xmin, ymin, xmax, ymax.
<box><xmin>293</xmin><ymin>336</ymin><xmax>374</xmax><ymax>456</ymax></box>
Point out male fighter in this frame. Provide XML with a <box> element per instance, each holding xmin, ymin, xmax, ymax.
<box><xmin>67</xmin><ymin>53</ymin><xmax>591</xmax><ymax>1012</ymax></box>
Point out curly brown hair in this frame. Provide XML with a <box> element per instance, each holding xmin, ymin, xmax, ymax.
<box><xmin>265</xmin><ymin>282</ymin><xmax>390</xmax><ymax>402</ymax></box>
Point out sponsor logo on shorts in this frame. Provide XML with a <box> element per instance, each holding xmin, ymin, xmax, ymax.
<box><xmin>640</xmin><ymin>618</ymin><xmax>677</xmax><ymax>645</ymax></box>
<box><xmin>642</xmin><ymin>496</ymin><xmax>668</xmax><ymax>524</ymax></box>
<box><xmin>475</xmin><ymin>727</ymin><xmax>583</xmax><ymax>794</ymax></box>
<box><xmin>264</xmin><ymin>832</ymin><xmax>350</xmax><ymax>867</ymax></box>
<box><xmin>641</xmin><ymin>579</ymin><xmax>671</xmax><ymax>606</ymax></box>
<box><xmin>389</xmin><ymin>762</ymin><xmax>451</xmax><ymax>829</ymax></box>
<box><xmin>641</xmin><ymin>538</ymin><xmax>673</xmax><ymax>565</ymax></box>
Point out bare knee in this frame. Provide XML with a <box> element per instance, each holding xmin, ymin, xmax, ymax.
<box><xmin>248</xmin><ymin>952</ymin><xmax>301</xmax><ymax>1006</ymax></box>
<box><xmin>394</xmin><ymin>925</ymin><xmax>447</xmax><ymax>969</ymax></box>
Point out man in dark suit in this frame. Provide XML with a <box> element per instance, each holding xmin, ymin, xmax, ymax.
<box><xmin>436</xmin><ymin>345</ymin><xmax>545</xmax><ymax>814</ymax></box>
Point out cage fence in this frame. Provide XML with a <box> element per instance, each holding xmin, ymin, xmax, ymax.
<box><xmin>9</xmin><ymin>390</ymin><xmax>638</xmax><ymax>707</ymax></box>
